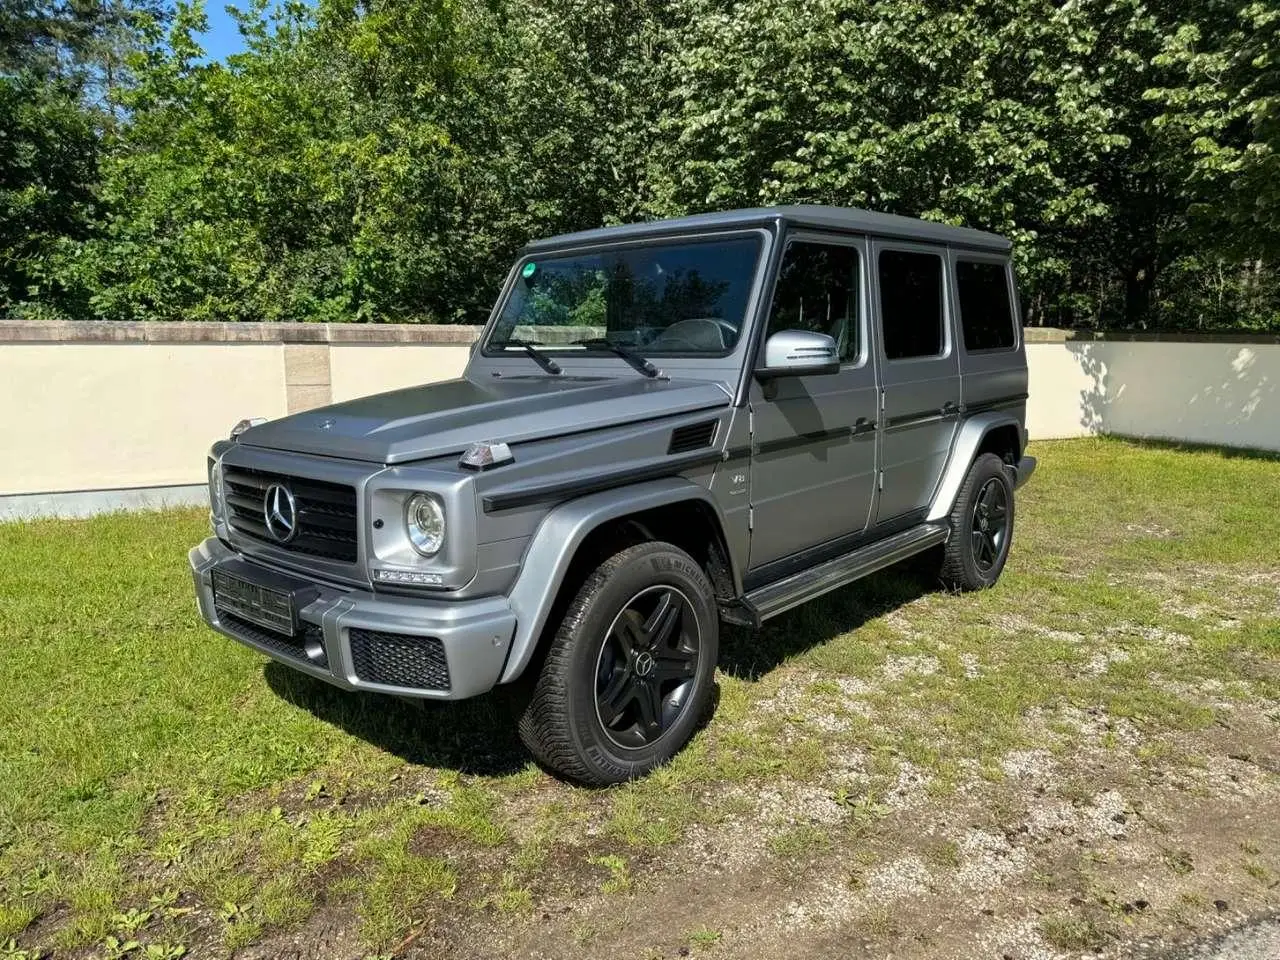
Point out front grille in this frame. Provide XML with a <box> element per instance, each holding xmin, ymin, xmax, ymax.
<box><xmin>223</xmin><ymin>466</ymin><xmax>358</xmax><ymax>563</ymax></box>
<box><xmin>217</xmin><ymin>610</ymin><xmax>328</xmax><ymax>669</ymax></box>
<box><xmin>349</xmin><ymin>629</ymin><xmax>450</xmax><ymax>691</ymax></box>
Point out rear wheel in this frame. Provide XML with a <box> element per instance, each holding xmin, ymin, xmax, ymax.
<box><xmin>517</xmin><ymin>541</ymin><xmax>718</xmax><ymax>786</ymax></box>
<box><xmin>939</xmin><ymin>452</ymin><xmax>1015</xmax><ymax>590</ymax></box>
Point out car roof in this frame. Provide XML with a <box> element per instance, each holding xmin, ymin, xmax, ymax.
<box><xmin>523</xmin><ymin>205</ymin><xmax>1012</xmax><ymax>254</ymax></box>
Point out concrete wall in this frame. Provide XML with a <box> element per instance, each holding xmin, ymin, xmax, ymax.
<box><xmin>330</xmin><ymin>343</ymin><xmax>474</xmax><ymax>402</ymax></box>
<box><xmin>2</xmin><ymin>342</ymin><xmax>286</xmax><ymax>493</ymax></box>
<box><xmin>0</xmin><ymin>322</ymin><xmax>1275</xmax><ymax>507</ymax></box>
<box><xmin>0</xmin><ymin>322</ymin><xmax>478</xmax><ymax>499</ymax></box>
<box><xmin>1023</xmin><ymin>332</ymin><xmax>1280</xmax><ymax>452</ymax></box>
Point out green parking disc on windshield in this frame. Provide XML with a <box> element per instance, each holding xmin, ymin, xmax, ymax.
<box><xmin>521</xmin><ymin>262</ymin><xmax>537</xmax><ymax>279</ymax></box>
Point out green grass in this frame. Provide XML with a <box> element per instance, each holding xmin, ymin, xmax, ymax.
<box><xmin>1039</xmin><ymin>912</ymin><xmax>1111</xmax><ymax>951</ymax></box>
<box><xmin>2</xmin><ymin>438</ymin><xmax>1279</xmax><ymax>956</ymax></box>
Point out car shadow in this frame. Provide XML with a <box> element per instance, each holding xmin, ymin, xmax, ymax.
<box><xmin>264</xmin><ymin>557</ymin><xmax>940</xmax><ymax>779</ymax></box>
<box><xmin>263</xmin><ymin>662</ymin><xmax>531</xmax><ymax>777</ymax></box>
<box><xmin>718</xmin><ymin>557</ymin><xmax>940</xmax><ymax>681</ymax></box>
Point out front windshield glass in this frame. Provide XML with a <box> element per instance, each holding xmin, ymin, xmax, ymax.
<box><xmin>486</xmin><ymin>234</ymin><xmax>763</xmax><ymax>356</ymax></box>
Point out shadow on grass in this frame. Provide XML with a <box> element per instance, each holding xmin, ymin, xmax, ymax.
<box><xmin>1102</xmin><ymin>435</ymin><xmax>1280</xmax><ymax>463</ymax></box>
<box><xmin>263</xmin><ymin>663</ymin><xmax>531</xmax><ymax>777</ymax></box>
<box><xmin>719</xmin><ymin>558</ymin><xmax>940</xmax><ymax>681</ymax></box>
<box><xmin>263</xmin><ymin>558</ymin><xmax>939</xmax><ymax>776</ymax></box>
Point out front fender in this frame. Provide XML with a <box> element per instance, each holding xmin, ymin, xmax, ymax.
<box><xmin>498</xmin><ymin>477</ymin><xmax>730</xmax><ymax>684</ymax></box>
<box><xmin>926</xmin><ymin>413</ymin><xmax>1024</xmax><ymax>522</ymax></box>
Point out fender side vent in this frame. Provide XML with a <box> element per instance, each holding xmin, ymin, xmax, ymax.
<box><xmin>668</xmin><ymin>419</ymin><xmax>718</xmax><ymax>454</ymax></box>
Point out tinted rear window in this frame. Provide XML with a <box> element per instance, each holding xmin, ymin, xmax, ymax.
<box><xmin>956</xmin><ymin>260</ymin><xmax>1016</xmax><ymax>352</ymax></box>
<box><xmin>878</xmin><ymin>250</ymin><xmax>944</xmax><ymax>360</ymax></box>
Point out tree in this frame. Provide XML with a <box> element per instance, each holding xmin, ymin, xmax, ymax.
<box><xmin>1148</xmin><ymin>1</ymin><xmax>1280</xmax><ymax>257</ymax></box>
<box><xmin>0</xmin><ymin>0</ymin><xmax>166</xmax><ymax>316</ymax></box>
<box><xmin>4</xmin><ymin>0</ymin><xmax>1278</xmax><ymax>329</ymax></box>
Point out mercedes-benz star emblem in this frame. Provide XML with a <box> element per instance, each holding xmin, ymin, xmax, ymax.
<box><xmin>633</xmin><ymin>651</ymin><xmax>656</xmax><ymax>678</ymax></box>
<box><xmin>263</xmin><ymin>483</ymin><xmax>298</xmax><ymax>543</ymax></box>
<box><xmin>317</xmin><ymin>418</ymin><xmax>335</xmax><ymax>430</ymax></box>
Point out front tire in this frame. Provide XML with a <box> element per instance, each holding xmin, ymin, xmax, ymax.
<box><xmin>939</xmin><ymin>452</ymin><xmax>1015</xmax><ymax>590</ymax></box>
<box><xmin>517</xmin><ymin>541</ymin><xmax>719</xmax><ymax>786</ymax></box>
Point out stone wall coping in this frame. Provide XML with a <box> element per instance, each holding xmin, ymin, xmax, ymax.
<box><xmin>1023</xmin><ymin>326</ymin><xmax>1280</xmax><ymax>345</ymax></box>
<box><xmin>0</xmin><ymin>320</ymin><xmax>483</xmax><ymax>345</ymax></box>
<box><xmin>2</xmin><ymin>320</ymin><xmax>1278</xmax><ymax>346</ymax></box>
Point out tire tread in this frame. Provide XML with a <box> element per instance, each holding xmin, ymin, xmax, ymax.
<box><xmin>517</xmin><ymin>541</ymin><xmax>713</xmax><ymax>787</ymax></box>
<box><xmin>939</xmin><ymin>452</ymin><xmax>1014</xmax><ymax>591</ymax></box>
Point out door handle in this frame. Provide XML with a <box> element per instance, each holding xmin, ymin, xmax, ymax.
<box><xmin>941</xmin><ymin>401</ymin><xmax>959</xmax><ymax>417</ymax></box>
<box><xmin>851</xmin><ymin>417</ymin><xmax>877</xmax><ymax>436</ymax></box>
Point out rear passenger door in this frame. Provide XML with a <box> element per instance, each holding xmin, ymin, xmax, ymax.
<box><xmin>872</xmin><ymin>241</ymin><xmax>961</xmax><ymax>524</ymax></box>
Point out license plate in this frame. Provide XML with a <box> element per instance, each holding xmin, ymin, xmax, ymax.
<box><xmin>212</xmin><ymin>569</ymin><xmax>296</xmax><ymax>635</ymax></box>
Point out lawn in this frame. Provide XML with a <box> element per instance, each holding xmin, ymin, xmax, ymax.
<box><xmin>1</xmin><ymin>438</ymin><xmax>1278</xmax><ymax>960</ymax></box>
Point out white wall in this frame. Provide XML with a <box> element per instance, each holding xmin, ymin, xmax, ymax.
<box><xmin>1</xmin><ymin>343</ymin><xmax>287</xmax><ymax>494</ymax></box>
<box><xmin>1025</xmin><ymin>343</ymin><xmax>1100</xmax><ymax>441</ymax></box>
<box><xmin>1025</xmin><ymin>340</ymin><xmax>1280</xmax><ymax>452</ymax></box>
<box><xmin>1</xmin><ymin>330</ymin><xmax>1276</xmax><ymax>501</ymax></box>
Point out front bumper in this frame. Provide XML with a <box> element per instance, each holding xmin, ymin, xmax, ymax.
<box><xmin>189</xmin><ymin>537</ymin><xmax>516</xmax><ymax>699</ymax></box>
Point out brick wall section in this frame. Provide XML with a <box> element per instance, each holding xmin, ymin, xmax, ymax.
<box><xmin>283</xmin><ymin>344</ymin><xmax>333</xmax><ymax>413</ymax></box>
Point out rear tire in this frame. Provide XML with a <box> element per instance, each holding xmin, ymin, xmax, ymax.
<box><xmin>939</xmin><ymin>453</ymin><xmax>1015</xmax><ymax>590</ymax></box>
<box><xmin>517</xmin><ymin>541</ymin><xmax>718</xmax><ymax>786</ymax></box>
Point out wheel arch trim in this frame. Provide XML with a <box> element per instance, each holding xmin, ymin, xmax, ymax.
<box><xmin>926</xmin><ymin>413</ymin><xmax>1025</xmax><ymax>523</ymax></box>
<box><xmin>499</xmin><ymin>478</ymin><xmax>734</xmax><ymax>684</ymax></box>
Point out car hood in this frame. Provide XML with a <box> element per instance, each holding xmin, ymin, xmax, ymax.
<box><xmin>237</xmin><ymin>375</ymin><xmax>732</xmax><ymax>464</ymax></box>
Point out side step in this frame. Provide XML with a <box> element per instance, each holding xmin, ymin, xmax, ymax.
<box><xmin>724</xmin><ymin>522</ymin><xmax>950</xmax><ymax>627</ymax></box>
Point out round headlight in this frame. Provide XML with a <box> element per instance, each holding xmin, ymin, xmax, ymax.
<box><xmin>405</xmin><ymin>494</ymin><xmax>445</xmax><ymax>556</ymax></box>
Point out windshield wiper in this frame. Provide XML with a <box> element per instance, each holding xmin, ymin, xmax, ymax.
<box><xmin>572</xmin><ymin>338</ymin><xmax>660</xmax><ymax>378</ymax></box>
<box><xmin>494</xmin><ymin>338</ymin><xmax>561</xmax><ymax>375</ymax></box>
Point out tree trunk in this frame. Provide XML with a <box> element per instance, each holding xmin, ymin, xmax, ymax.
<box><xmin>1124</xmin><ymin>257</ymin><xmax>1157</xmax><ymax>328</ymax></box>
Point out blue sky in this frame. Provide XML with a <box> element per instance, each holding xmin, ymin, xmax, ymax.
<box><xmin>197</xmin><ymin>4</ymin><xmax>250</xmax><ymax>61</ymax></box>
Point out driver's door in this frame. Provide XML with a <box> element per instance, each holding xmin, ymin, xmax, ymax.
<box><xmin>746</xmin><ymin>233</ymin><xmax>879</xmax><ymax>579</ymax></box>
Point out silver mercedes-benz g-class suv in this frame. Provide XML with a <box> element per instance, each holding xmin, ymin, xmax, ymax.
<box><xmin>191</xmin><ymin>205</ymin><xmax>1035</xmax><ymax>785</ymax></box>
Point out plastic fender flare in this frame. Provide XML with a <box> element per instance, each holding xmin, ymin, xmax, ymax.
<box><xmin>926</xmin><ymin>413</ymin><xmax>1024</xmax><ymax>523</ymax></box>
<box><xmin>498</xmin><ymin>477</ymin><xmax>732</xmax><ymax>684</ymax></box>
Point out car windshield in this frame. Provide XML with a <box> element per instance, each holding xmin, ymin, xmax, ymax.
<box><xmin>486</xmin><ymin>234</ymin><xmax>763</xmax><ymax>357</ymax></box>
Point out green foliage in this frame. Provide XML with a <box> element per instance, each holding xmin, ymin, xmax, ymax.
<box><xmin>0</xmin><ymin>0</ymin><xmax>1277</xmax><ymax>329</ymax></box>
<box><xmin>0</xmin><ymin>72</ymin><xmax>97</xmax><ymax>311</ymax></box>
<box><xmin>0</xmin><ymin>0</ymin><xmax>166</xmax><ymax>314</ymax></box>
<box><xmin>643</xmin><ymin>0</ymin><xmax>1278</xmax><ymax>329</ymax></box>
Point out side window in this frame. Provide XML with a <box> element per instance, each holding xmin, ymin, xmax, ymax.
<box><xmin>766</xmin><ymin>240</ymin><xmax>860</xmax><ymax>363</ymax></box>
<box><xmin>878</xmin><ymin>249</ymin><xmax>944</xmax><ymax>360</ymax></box>
<box><xmin>956</xmin><ymin>259</ymin><xmax>1016</xmax><ymax>352</ymax></box>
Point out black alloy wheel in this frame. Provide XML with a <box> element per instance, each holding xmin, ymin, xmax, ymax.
<box><xmin>517</xmin><ymin>540</ymin><xmax>720</xmax><ymax>786</ymax></box>
<box><xmin>970</xmin><ymin>476</ymin><xmax>1010</xmax><ymax>574</ymax></box>
<box><xmin>939</xmin><ymin>452</ymin><xmax>1016</xmax><ymax>591</ymax></box>
<box><xmin>593</xmin><ymin>585</ymin><xmax>702</xmax><ymax>749</ymax></box>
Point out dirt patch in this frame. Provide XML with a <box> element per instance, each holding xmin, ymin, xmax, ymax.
<box><xmin>413</xmin><ymin>696</ymin><xmax>1280</xmax><ymax>960</ymax></box>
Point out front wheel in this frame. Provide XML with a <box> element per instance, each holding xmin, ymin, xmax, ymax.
<box><xmin>939</xmin><ymin>452</ymin><xmax>1016</xmax><ymax>590</ymax></box>
<box><xmin>517</xmin><ymin>541</ymin><xmax>719</xmax><ymax>786</ymax></box>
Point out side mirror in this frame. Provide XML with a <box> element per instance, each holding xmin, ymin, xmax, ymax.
<box><xmin>757</xmin><ymin>330</ymin><xmax>840</xmax><ymax>379</ymax></box>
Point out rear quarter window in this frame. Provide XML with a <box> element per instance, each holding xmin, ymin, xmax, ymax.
<box><xmin>956</xmin><ymin>260</ymin><xmax>1016</xmax><ymax>352</ymax></box>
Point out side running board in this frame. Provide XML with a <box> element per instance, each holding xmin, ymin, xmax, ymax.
<box><xmin>724</xmin><ymin>522</ymin><xmax>950</xmax><ymax>627</ymax></box>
